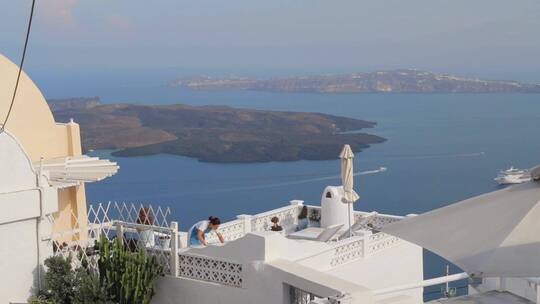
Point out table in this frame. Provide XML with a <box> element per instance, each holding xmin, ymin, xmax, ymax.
<box><xmin>287</xmin><ymin>227</ymin><xmax>324</xmax><ymax>240</ymax></box>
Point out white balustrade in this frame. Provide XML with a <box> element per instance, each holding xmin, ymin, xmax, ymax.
<box><xmin>178</xmin><ymin>253</ymin><xmax>243</xmax><ymax>288</ymax></box>
<box><xmin>251</xmin><ymin>204</ymin><xmax>301</xmax><ymax>233</ymax></box>
<box><xmin>206</xmin><ymin>219</ymin><xmax>246</xmax><ymax>244</ymax></box>
<box><xmin>330</xmin><ymin>237</ymin><xmax>365</xmax><ymax>267</ymax></box>
<box><xmin>367</xmin><ymin>232</ymin><xmax>401</xmax><ymax>255</ymax></box>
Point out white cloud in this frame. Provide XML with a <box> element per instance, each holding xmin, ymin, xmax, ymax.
<box><xmin>40</xmin><ymin>0</ymin><xmax>78</xmax><ymax>26</ymax></box>
<box><xmin>107</xmin><ymin>15</ymin><xmax>133</xmax><ymax>31</ymax></box>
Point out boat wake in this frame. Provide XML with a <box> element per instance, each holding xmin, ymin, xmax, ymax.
<box><xmin>217</xmin><ymin>167</ymin><xmax>388</xmax><ymax>192</ymax></box>
<box><xmin>374</xmin><ymin>152</ymin><xmax>485</xmax><ymax>161</ymax></box>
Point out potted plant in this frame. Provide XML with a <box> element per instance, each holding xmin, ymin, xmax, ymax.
<box><xmin>137</xmin><ymin>207</ymin><xmax>155</xmax><ymax>247</ymax></box>
<box><xmin>159</xmin><ymin>235</ymin><xmax>171</xmax><ymax>249</ymax></box>
<box><xmin>308</xmin><ymin>208</ymin><xmax>321</xmax><ymax>227</ymax></box>
<box><xmin>270</xmin><ymin>216</ymin><xmax>283</xmax><ymax>232</ymax></box>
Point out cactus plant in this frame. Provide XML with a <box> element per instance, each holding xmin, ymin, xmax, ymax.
<box><xmin>97</xmin><ymin>235</ymin><xmax>163</xmax><ymax>304</ymax></box>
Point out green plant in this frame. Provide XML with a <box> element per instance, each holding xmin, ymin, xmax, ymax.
<box><xmin>28</xmin><ymin>295</ymin><xmax>55</xmax><ymax>304</ymax></box>
<box><xmin>308</xmin><ymin>208</ymin><xmax>321</xmax><ymax>222</ymax></box>
<box><xmin>41</xmin><ymin>256</ymin><xmax>77</xmax><ymax>304</ymax></box>
<box><xmin>33</xmin><ymin>236</ymin><xmax>162</xmax><ymax>304</ymax></box>
<box><xmin>97</xmin><ymin>235</ymin><xmax>163</xmax><ymax>304</ymax></box>
<box><xmin>72</xmin><ymin>268</ymin><xmax>114</xmax><ymax>304</ymax></box>
<box><xmin>34</xmin><ymin>255</ymin><xmax>113</xmax><ymax>304</ymax></box>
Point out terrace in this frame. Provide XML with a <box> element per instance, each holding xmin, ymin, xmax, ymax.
<box><xmin>47</xmin><ymin>191</ymin><xmax>416</xmax><ymax>304</ymax></box>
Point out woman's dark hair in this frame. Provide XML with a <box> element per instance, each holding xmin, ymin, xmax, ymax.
<box><xmin>271</xmin><ymin>216</ymin><xmax>280</xmax><ymax>224</ymax></box>
<box><xmin>208</xmin><ymin>216</ymin><xmax>221</xmax><ymax>225</ymax></box>
<box><xmin>298</xmin><ymin>206</ymin><xmax>308</xmax><ymax>219</ymax></box>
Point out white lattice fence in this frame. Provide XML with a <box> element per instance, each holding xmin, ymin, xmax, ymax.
<box><xmin>178</xmin><ymin>253</ymin><xmax>243</xmax><ymax>288</ymax></box>
<box><xmin>46</xmin><ymin>202</ymin><xmax>174</xmax><ymax>274</ymax></box>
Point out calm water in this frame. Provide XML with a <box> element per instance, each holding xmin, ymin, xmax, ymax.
<box><xmin>35</xmin><ymin>71</ymin><xmax>540</xmax><ymax>297</ymax></box>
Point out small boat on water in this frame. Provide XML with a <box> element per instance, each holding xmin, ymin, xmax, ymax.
<box><xmin>494</xmin><ymin>166</ymin><xmax>531</xmax><ymax>185</ymax></box>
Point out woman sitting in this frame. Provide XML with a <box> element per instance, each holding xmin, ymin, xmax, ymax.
<box><xmin>188</xmin><ymin>216</ymin><xmax>224</xmax><ymax>246</ymax></box>
<box><xmin>296</xmin><ymin>206</ymin><xmax>309</xmax><ymax>231</ymax></box>
<box><xmin>270</xmin><ymin>216</ymin><xmax>283</xmax><ymax>231</ymax></box>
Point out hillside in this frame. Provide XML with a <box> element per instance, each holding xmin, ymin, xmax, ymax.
<box><xmin>49</xmin><ymin>98</ymin><xmax>385</xmax><ymax>163</ymax></box>
<box><xmin>169</xmin><ymin>69</ymin><xmax>540</xmax><ymax>93</ymax></box>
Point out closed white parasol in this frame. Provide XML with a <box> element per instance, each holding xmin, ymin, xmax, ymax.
<box><xmin>382</xmin><ymin>180</ymin><xmax>540</xmax><ymax>277</ymax></box>
<box><xmin>340</xmin><ymin>144</ymin><xmax>359</xmax><ymax>237</ymax></box>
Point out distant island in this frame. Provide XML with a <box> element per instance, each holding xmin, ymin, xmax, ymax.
<box><xmin>48</xmin><ymin>97</ymin><xmax>385</xmax><ymax>163</ymax></box>
<box><xmin>169</xmin><ymin>69</ymin><xmax>540</xmax><ymax>93</ymax></box>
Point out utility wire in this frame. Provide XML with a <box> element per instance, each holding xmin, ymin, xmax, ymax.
<box><xmin>0</xmin><ymin>0</ymin><xmax>37</xmax><ymax>134</ymax></box>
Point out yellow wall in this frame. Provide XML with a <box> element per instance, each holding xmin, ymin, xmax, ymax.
<box><xmin>0</xmin><ymin>54</ymin><xmax>87</xmax><ymax>237</ymax></box>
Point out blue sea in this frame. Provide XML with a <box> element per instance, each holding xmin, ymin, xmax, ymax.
<box><xmin>33</xmin><ymin>69</ymin><xmax>540</xmax><ymax>298</ymax></box>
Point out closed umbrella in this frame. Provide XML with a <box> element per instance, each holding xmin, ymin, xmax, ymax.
<box><xmin>340</xmin><ymin>144</ymin><xmax>359</xmax><ymax>237</ymax></box>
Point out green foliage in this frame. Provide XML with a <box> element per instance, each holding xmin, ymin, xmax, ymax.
<box><xmin>32</xmin><ymin>235</ymin><xmax>162</xmax><ymax>304</ymax></box>
<box><xmin>42</xmin><ymin>256</ymin><xmax>76</xmax><ymax>304</ymax></box>
<box><xmin>97</xmin><ymin>236</ymin><xmax>163</xmax><ymax>304</ymax></box>
<box><xmin>28</xmin><ymin>295</ymin><xmax>55</xmax><ymax>304</ymax></box>
<box><xmin>35</xmin><ymin>255</ymin><xmax>113</xmax><ymax>304</ymax></box>
<box><xmin>72</xmin><ymin>268</ymin><xmax>114</xmax><ymax>304</ymax></box>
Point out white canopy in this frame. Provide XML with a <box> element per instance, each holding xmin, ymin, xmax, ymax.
<box><xmin>340</xmin><ymin>144</ymin><xmax>359</xmax><ymax>204</ymax></box>
<box><xmin>382</xmin><ymin>181</ymin><xmax>540</xmax><ymax>277</ymax></box>
<box><xmin>34</xmin><ymin>155</ymin><xmax>119</xmax><ymax>188</ymax></box>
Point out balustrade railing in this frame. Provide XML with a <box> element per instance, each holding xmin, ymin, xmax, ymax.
<box><xmin>330</xmin><ymin>237</ymin><xmax>365</xmax><ymax>267</ymax></box>
<box><xmin>294</xmin><ymin>235</ymin><xmax>365</xmax><ymax>270</ymax></box>
<box><xmin>177</xmin><ymin>252</ymin><xmax>244</xmax><ymax>288</ymax></box>
<box><xmin>367</xmin><ymin>232</ymin><xmax>401</xmax><ymax>255</ymax></box>
<box><xmin>251</xmin><ymin>204</ymin><xmax>301</xmax><ymax>233</ymax></box>
<box><xmin>205</xmin><ymin>218</ymin><xmax>245</xmax><ymax>244</ymax></box>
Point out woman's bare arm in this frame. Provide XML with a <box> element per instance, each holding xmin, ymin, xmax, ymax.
<box><xmin>216</xmin><ymin>231</ymin><xmax>225</xmax><ymax>244</ymax></box>
<box><xmin>197</xmin><ymin>229</ymin><xmax>207</xmax><ymax>246</ymax></box>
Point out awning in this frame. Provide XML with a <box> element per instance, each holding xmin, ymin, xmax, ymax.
<box><xmin>34</xmin><ymin>155</ymin><xmax>119</xmax><ymax>188</ymax></box>
<box><xmin>382</xmin><ymin>181</ymin><xmax>540</xmax><ymax>278</ymax></box>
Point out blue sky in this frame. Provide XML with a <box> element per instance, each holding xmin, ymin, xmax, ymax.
<box><xmin>1</xmin><ymin>0</ymin><xmax>540</xmax><ymax>79</ymax></box>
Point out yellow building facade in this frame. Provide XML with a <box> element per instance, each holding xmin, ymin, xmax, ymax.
<box><xmin>0</xmin><ymin>53</ymin><xmax>88</xmax><ymax>236</ymax></box>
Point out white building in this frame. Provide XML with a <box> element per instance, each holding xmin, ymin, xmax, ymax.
<box><xmin>0</xmin><ymin>131</ymin><xmax>59</xmax><ymax>303</ymax></box>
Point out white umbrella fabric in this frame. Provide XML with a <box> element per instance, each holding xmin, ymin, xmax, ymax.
<box><xmin>34</xmin><ymin>155</ymin><xmax>119</xmax><ymax>188</ymax></box>
<box><xmin>382</xmin><ymin>181</ymin><xmax>540</xmax><ymax>277</ymax></box>
<box><xmin>340</xmin><ymin>144</ymin><xmax>359</xmax><ymax>237</ymax></box>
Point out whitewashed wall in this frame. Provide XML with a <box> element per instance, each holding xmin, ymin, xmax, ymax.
<box><xmin>0</xmin><ymin>132</ymin><xmax>57</xmax><ymax>303</ymax></box>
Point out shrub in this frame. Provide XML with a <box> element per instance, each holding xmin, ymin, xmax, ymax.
<box><xmin>28</xmin><ymin>296</ymin><xmax>55</xmax><ymax>304</ymax></box>
<box><xmin>41</xmin><ymin>256</ymin><xmax>76</xmax><ymax>304</ymax></box>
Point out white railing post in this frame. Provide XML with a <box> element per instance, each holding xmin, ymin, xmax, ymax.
<box><xmin>115</xmin><ymin>221</ymin><xmax>124</xmax><ymax>242</ymax></box>
<box><xmin>363</xmin><ymin>230</ymin><xmax>372</xmax><ymax>257</ymax></box>
<box><xmin>170</xmin><ymin>221</ymin><xmax>179</xmax><ymax>276</ymax></box>
<box><xmin>237</xmin><ymin>214</ymin><xmax>253</xmax><ymax>234</ymax></box>
<box><xmin>290</xmin><ymin>200</ymin><xmax>304</xmax><ymax>226</ymax></box>
<box><xmin>290</xmin><ymin>200</ymin><xmax>304</xmax><ymax>209</ymax></box>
